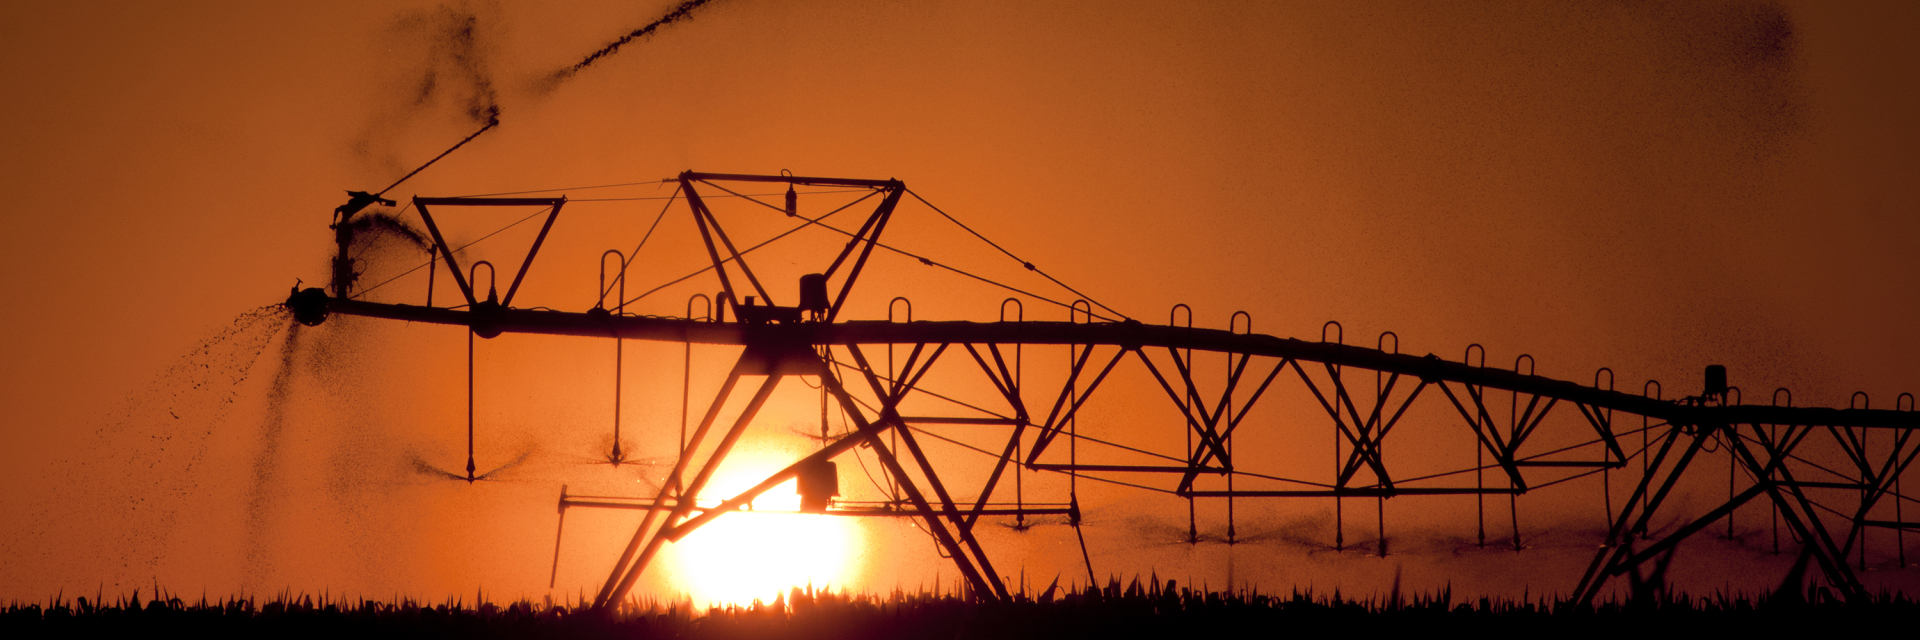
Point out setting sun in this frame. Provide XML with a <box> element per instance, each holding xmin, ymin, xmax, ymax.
<box><xmin>659</xmin><ymin>445</ymin><xmax>864</xmax><ymax>608</ymax></box>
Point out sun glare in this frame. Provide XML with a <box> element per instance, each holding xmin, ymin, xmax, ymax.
<box><xmin>662</xmin><ymin>446</ymin><xmax>863</xmax><ymax>608</ymax></box>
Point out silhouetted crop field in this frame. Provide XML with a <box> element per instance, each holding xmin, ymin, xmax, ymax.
<box><xmin>5</xmin><ymin>579</ymin><xmax>1911</xmax><ymax>638</ymax></box>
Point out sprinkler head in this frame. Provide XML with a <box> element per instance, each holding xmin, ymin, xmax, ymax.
<box><xmin>286</xmin><ymin>287</ymin><xmax>330</xmax><ymax>326</ymax></box>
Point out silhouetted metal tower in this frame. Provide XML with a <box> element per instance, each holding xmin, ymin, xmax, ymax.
<box><xmin>290</xmin><ymin>171</ymin><xmax>1920</xmax><ymax>608</ymax></box>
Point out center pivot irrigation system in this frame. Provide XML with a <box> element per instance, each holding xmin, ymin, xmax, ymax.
<box><xmin>286</xmin><ymin>171</ymin><xmax>1920</xmax><ymax>608</ymax></box>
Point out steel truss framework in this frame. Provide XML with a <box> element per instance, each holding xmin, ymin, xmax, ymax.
<box><xmin>303</xmin><ymin>172</ymin><xmax>1920</xmax><ymax>609</ymax></box>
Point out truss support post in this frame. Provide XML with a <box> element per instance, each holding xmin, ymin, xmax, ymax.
<box><xmin>592</xmin><ymin>353</ymin><xmax>751</xmax><ymax>609</ymax></box>
<box><xmin>1573</xmin><ymin>424</ymin><xmax>1696</xmax><ymax>604</ymax></box>
<box><xmin>960</xmin><ymin>342</ymin><xmax>1032</xmax><ymax>532</ymax></box>
<box><xmin>823</xmin><ymin>186</ymin><xmax>904</xmax><ymax>322</ymax></box>
<box><xmin>599</xmin><ymin>361</ymin><xmax>789</xmax><ymax>610</ymax></box>
<box><xmin>890</xmin><ymin>422</ymin><xmax>1016</xmax><ymax>598</ymax></box>
<box><xmin>962</xmin><ymin>420</ymin><xmax>1031</xmax><ymax>534</ymax></box>
<box><xmin>848</xmin><ymin>343</ymin><xmax>1011</xmax><ymax>600</ymax></box>
<box><xmin>820</xmin><ymin>356</ymin><xmax>1005</xmax><ymax>601</ymax></box>
<box><xmin>1628</xmin><ymin>427</ymin><xmax>1712</xmax><ymax>546</ymax></box>
<box><xmin>1726</xmin><ymin>424</ymin><xmax>1866</xmax><ymax>598</ymax></box>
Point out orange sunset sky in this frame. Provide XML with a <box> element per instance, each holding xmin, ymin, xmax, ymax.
<box><xmin>2</xmin><ymin>1</ymin><xmax>1917</xmax><ymax>605</ymax></box>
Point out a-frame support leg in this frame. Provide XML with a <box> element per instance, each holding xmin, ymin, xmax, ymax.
<box><xmin>593</xmin><ymin>351</ymin><xmax>789</xmax><ymax>610</ymax></box>
<box><xmin>821</xmin><ymin>355</ymin><xmax>1009</xmax><ymax>601</ymax></box>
